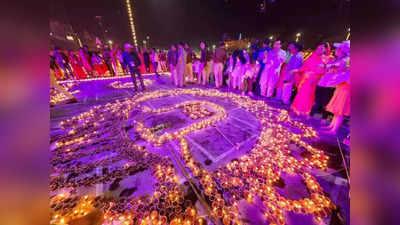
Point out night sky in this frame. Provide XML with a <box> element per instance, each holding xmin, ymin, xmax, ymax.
<box><xmin>54</xmin><ymin>0</ymin><xmax>349</xmax><ymax>49</ymax></box>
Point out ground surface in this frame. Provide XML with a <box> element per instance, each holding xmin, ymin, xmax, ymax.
<box><xmin>50</xmin><ymin>73</ymin><xmax>349</xmax><ymax>225</ymax></box>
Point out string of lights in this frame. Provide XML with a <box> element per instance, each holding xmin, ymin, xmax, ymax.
<box><xmin>126</xmin><ymin>0</ymin><xmax>138</xmax><ymax>46</ymax></box>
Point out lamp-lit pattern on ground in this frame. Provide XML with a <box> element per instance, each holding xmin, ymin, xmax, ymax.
<box><xmin>50</xmin><ymin>82</ymin><xmax>80</xmax><ymax>105</ymax></box>
<box><xmin>50</xmin><ymin>88</ymin><xmax>336</xmax><ymax>225</ymax></box>
<box><xmin>109</xmin><ymin>80</ymin><xmax>154</xmax><ymax>89</ymax></box>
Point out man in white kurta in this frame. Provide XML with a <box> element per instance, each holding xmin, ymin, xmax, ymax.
<box><xmin>279</xmin><ymin>42</ymin><xmax>304</xmax><ymax>104</ymax></box>
<box><xmin>260</xmin><ymin>40</ymin><xmax>286</xmax><ymax>97</ymax></box>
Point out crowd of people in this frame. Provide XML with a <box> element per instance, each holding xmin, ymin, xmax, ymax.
<box><xmin>49</xmin><ymin>45</ymin><xmax>169</xmax><ymax>80</ymax></box>
<box><xmin>122</xmin><ymin>39</ymin><xmax>350</xmax><ymax>134</ymax></box>
<box><xmin>50</xmin><ymin>38</ymin><xmax>350</xmax><ymax>135</ymax></box>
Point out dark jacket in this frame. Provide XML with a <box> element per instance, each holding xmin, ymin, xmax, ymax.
<box><xmin>167</xmin><ymin>50</ymin><xmax>178</xmax><ymax>66</ymax></box>
<box><xmin>122</xmin><ymin>51</ymin><xmax>141</xmax><ymax>70</ymax></box>
<box><xmin>143</xmin><ymin>51</ymin><xmax>150</xmax><ymax>65</ymax></box>
<box><xmin>214</xmin><ymin>47</ymin><xmax>227</xmax><ymax>63</ymax></box>
<box><xmin>200</xmin><ymin>49</ymin><xmax>210</xmax><ymax>64</ymax></box>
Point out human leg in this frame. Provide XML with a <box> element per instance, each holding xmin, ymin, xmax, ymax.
<box><xmin>282</xmin><ymin>82</ymin><xmax>294</xmax><ymax>104</ymax></box>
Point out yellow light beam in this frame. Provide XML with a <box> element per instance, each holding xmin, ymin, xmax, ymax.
<box><xmin>126</xmin><ymin>0</ymin><xmax>138</xmax><ymax>46</ymax></box>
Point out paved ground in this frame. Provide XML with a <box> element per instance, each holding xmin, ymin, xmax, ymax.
<box><xmin>50</xmin><ymin>73</ymin><xmax>349</xmax><ymax>225</ymax></box>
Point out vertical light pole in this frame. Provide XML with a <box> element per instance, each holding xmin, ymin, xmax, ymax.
<box><xmin>295</xmin><ymin>33</ymin><xmax>301</xmax><ymax>42</ymax></box>
<box><xmin>126</xmin><ymin>0</ymin><xmax>138</xmax><ymax>46</ymax></box>
<box><xmin>77</xmin><ymin>37</ymin><xmax>83</xmax><ymax>47</ymax></box>
<box><xmin>346</xmin><ymin>27</ymin><xmax>350</xmax><ymax>40</ymax></box>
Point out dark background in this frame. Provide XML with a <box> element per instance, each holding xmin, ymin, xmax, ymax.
<box><xmin>51</xmin><ymin>0</ymin><xmax>350</xmax><ymax>49</ymax></box>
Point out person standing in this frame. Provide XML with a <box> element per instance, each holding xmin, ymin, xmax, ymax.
<box><xmin>290</xmin><ymin>43</ymin><xmax>328</xmax><ymax>117</ymax></box>
<box><xmin>111</xmin><ymin>44</ymin><xmax>122</xmax><ymax>75</ymax></box>
<box><xmin>122</xmin><ymin>43</ymin><xmax>145</xmax><ymax>92</ymax></box>
<box><xmin>230</xmin><ymin>50</ymin><xmax>247</xmax><ymax>90</ymax></box>
<box><xmin>143</xmin><ymin>49</ymin><xmax>151</xmax><ymax>73</ymax></box>
<box><xmin>91</xmin><ymin>52</ymin><xmax>108</xmax><ymax>77</ymax></box>
<box><xmin>198</xmin><ymin>41</ymin><xmax>211</xmax><ymax>85</ymax></box>
<box><xmin>176</xmin><ymin>42</ymin><xmax>186</xmax><ymax>87</ymax></box>
<box><xmin>159</xmin><ymin>50</ymin><xmax>167</xmax><ymax>72</ymax></box>
<box><xmin>276</xmin><ymin>42</ymin><xmax>304</xmax><ymax>104</ymax></box>
<box><xmin>50</xmin><ymin>54</ymin><xmax>63</xmax><ymax>80</ymax></box>
<box><xmin>250</xmin><ymin>40</ymin><xmax>260</xmax><ymax>62</ymax></box>
<box><xmin>241</xmin><ymin>58</ymin><xmax>260</xmax><ymax>96</ymax></box>
<box><xmin>50</xmin><ymin>62</ymin><xmax>77</xmax><ymax>104</ymax></box>
<box><xmin>151</xmin><ymin>48</ymin><xmax>160</xmax><ymax>76</ymax></box>
<box><xmin>213</xmin><ymin>42</ymin><xmax>227</xmax><ymax>88</ymax></box>
<box><xmin>226</xmin><ymin>50</ymin><xmax>238</xmax><ymax>89</ymax></box>
<box><xmin>68</xmin><ymin>50</ymin><xmax>87</xmax><ymax>80</ymax></box>
<box><xmin>320</xmin><ymin>41</ymin><xmax>350</xmax><ymax>133</ymax></box>
<box><xmin>102</xmin><ymin>47</ymin><xmax>115</xmax><ymax>76</ymax></box>
<box><xmin>53</xmin><ymin>46</ymin><xmax>74</xmax><ymax>80</ymax></box>
<box><xmin>184</xmin><ymin>43</ymin><xmax>195</xmax><ymax>83</ymax></box>
<box><xmin>79</xmin><ymin>46</ymin><xmax>93</xmax><ymax>77</ymax></box>
<box><xmin>255</xmin><ymin>39</ymin><xmax>271</xmax><ymax>88</ymax></box>
<box><xmin>310</xmin><ymin>42</ymin><xmax>337</xmax><ymax>121</ymax></box>
<box><xmin>137</xmin><ymin>47</ymin><xmax>146</xmax><ymax>74</ymax></box>
<box><xmin>193</xmin><ymin>55</ymin><xmax>200</xmax><ymax>83</ymax></box>
<box><xmin>167</xmin><ymin>44</ymin><xmax>178</xmax><ymax>85</ymax></box>
<box><xmin>259</xmin><ymin>40</ymin><xmax>287</xmax><ymax>98</ymax></box>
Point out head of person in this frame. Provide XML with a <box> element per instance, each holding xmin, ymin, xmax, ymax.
<box><xmin>200</xmin><ymin>41</ymin><xmax>206</xmax><ymax>50</ymax></box>
<box><xmin>232</xmin><ymin>49</ymin><xmax>240</xmax><ymax>59</ymax></box>
<box><xmin>239</xmin><ymin>50</ymin><xmax>247</xmax><ymax>64</ymax></box>
<box><xmin>251</xmin><ymin>40</ymin><xmax>259</xmax><ymax>50</ymax></box>
<box><xmin>262</xmin><ymin>39</ymin><xmax>270</xmax><ymax>48</ymax></box>
<box><xmin>334</xmin><ymin>41</ymin><xmax>350</xmax><ymax>58</ymax></box>
<box><xmin>83</xmin><ymin>45</ymin><xmax>88</xmax><ymax>51</ymax></box>
<box><xmin>152</xmin><ymin>48</ymin><xmax>156</xmax><ymax>53</ymax></box>
<box><xmin>124</xmin><ymin>43</ymin><xmax>134</xmax><ymax>53</ymax></box>
<box><xmin>315</xmin><ymin>43</ymin><xmax>328</xmax><ymax>56</ymax></box>
<box><xmin>288</xmin><ymin>41</ymin><xmax>303</xmax><ymax>54</ymax></box>
<box><xmin>273</xmin><ymin>40</ymin><xmax>282</xmax><ymax>50</ymax></box>
<box><xmin>184</xmin><ymin>42</ymin><xmax>190</xmax><ymax>49</ymax></box>
<box><xmin>170</xmin><ymin>44</ymin><xmax>176</xmax><ymax>51</ymax></box>
<box><xmin>219</xmin><ymin>41</ymin><xmax>225</xmax><ymax>49</ymax></box>
<box><xmin>54</xmin><ymin>46</ymin><xmax>61</xmax><ymax>53</ymax></box>
<box><xmin>178</xmin><ymin>42</ymin><xmax>184</xmax><ymax>49</ymax></box>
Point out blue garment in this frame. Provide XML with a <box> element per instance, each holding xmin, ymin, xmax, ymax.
<box><xmin>257</xmin><ymin>47</ymin><xmax>271</xmax><ymax>63</ymax></box>
<box><xmin>286</xmin><ymin>52</ymin><xmax>303</xmax><ymax>71</ymax></box>
<box><xmin>282</xmin><ymin>52</ymin><xmax>303</xmax><ymax>83</ymax></box>
<box><xmin>122</xmin><ymin>51</ymin><xmax>141</xmax><ymax>70</ymax></box>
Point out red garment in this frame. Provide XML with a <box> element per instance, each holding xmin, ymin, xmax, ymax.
<box><xmin>54</xmin><ymin>68</ymin><xmax>64</xmax><ymax>80</ymax></box>
<box><xmin>326</xmin><ymin>81</ymin><xmax>350</xmax><ymax>116</ymax></box>
<box><xmin>139</xmin><ymin>53</ymin><xmax>146</xmax><ymax>74</ymax></box>
<box><xmin>149</xmin><ymin>63</ymin><xmax>155</xmax><ymax>73</ymax></box>
<box><xmin>69</xmin><ymin>55</ymin><xmax>87</xmax><ymax>79</ymax></box>
<box><xmin>95</xmin><ymin>63</ymin><xmax>108</xmax><ymax>77</ymax></box>
<box><xmin>291</xmin><ymin>53</ymin><xmax>326</xmax><ymax>115</ymax></box>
